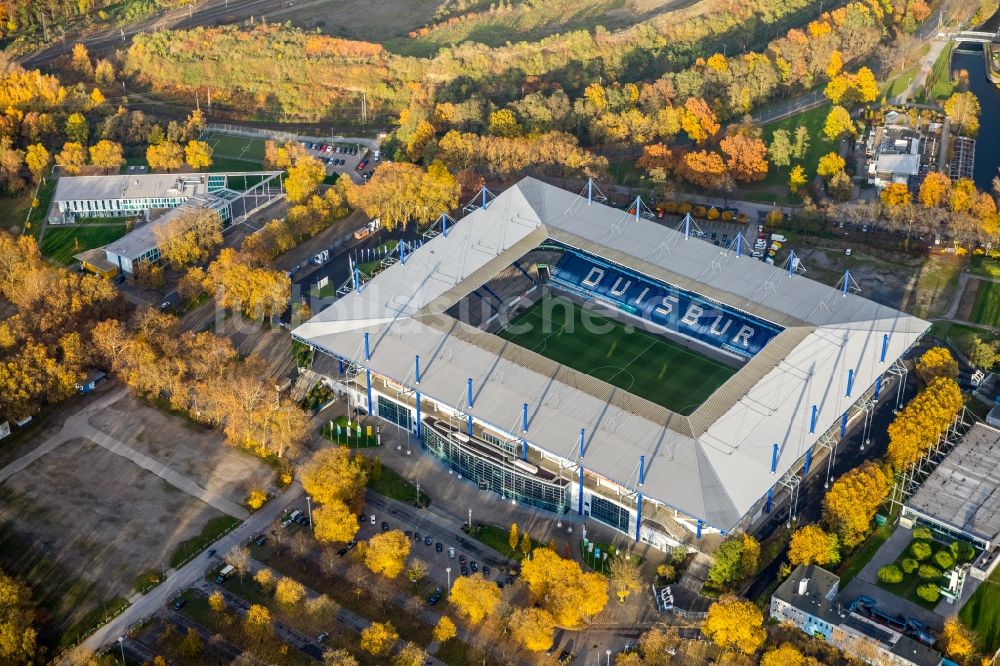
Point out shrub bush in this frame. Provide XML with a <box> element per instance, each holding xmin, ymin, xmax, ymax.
<box><xmin>912</xmin><ymin>526</ymin><xmax>933</xmax><ymax>541</ymax></box>
<box><xmin>877</xmin><ymin>564</ymin><xmax>903</xmax><ymax>584</ymax></box>
<box><xmin>917</xmin><ymin>564</ymin><xmax>941</xmax><ymax>581</ymax></box>
<box><xmin>933</xmin><ymin>550</ymin><xmax>955</xmax><ymax>570</ymax></box>
<box><xmin>900</xmin><ymin>558</ymin><xmax>918</xmax><ymax>574</ymax></box>
<box><xmin>951</xmin><ymin>541</ymin><xmax>976</xmax><ymax>562</ymax></box>
<box><xmin>911</xmin><ymin>541</ymin><xmax>932</xmax><ymax>561</ymax></box>
<box><xmin>916</xmin><ymin>583</ymin><xmax>940</xmax><ymax>603</ymax></box>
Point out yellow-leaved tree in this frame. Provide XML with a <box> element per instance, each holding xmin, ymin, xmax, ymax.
<box><xmin>787</xmin><ymin>524</ymin><xmax>840</xmax><ymax>567</ymax></box>
<box><xmin>915</xmin><ymin>347</ymin><xmax>959</xmax><ymax>385</ymax></box>
<box><xmin>0</xmin><ymin>570</ymin><xmax>36</xmax><ymax>663</ymax></box>
<box><xmin>146</xmin><ymin>140</ymin><xmax>184</xmax><ymax>172</ymax></box>
<box><xmin>822</xmin><ymin>461</ymin><xmax>889</xmax><ymax>548</ymax></box>
<box><xmin>363</xmin><ymin>530</ymin><xmax>411</xmax><ymax>579</ymax></box>
<box><xmin>761</xmin><ymin>645</ymin><xmax>806</xmax><ymax>666</ymax></box>
<box><xmin>510</xmin><ymin>607</ymin><xmax>556</xmax><ymax>652</ymax></box>
<box><xmin>360</xmin><ymin>621</ymin><xmax>397</xmax><ymax>655</ymax></box>
<box><xmin>939</xmin><ymin>616</ymin><xmax>977</xmax><ymax>662</ymax></box>
<box><xmin>701</xmin><ymin>595</ymin><xmax>766</xmax><ymax>654</ymax></box>
<box><xmin>432</xmin><ymin>616</ymin><xmax>457</xmax><ymax>643</ymax></box>
<box><xmin>185</xmin><ymin>140</ymin><xmax>214</xmax><ymax>170</ymax></box>
<box><xmin>301</xmin><ymin>447</ymin><xmax>368</xmax><ymax>507</ymax></box>
<box><xmin>89</xmin><ymin>139</ymin><xmax>124</xmax><ymax>174</ymax></box>
<box><xmin>285</xmin><ymin>154</ymin><xmax>326</xmax><ymax>203</ymax></box>
<box><xmin>449</xmin><ymin>573</ymin><xmax>501</xmax><ymax>625</ymax></box>
<box><xmin>886</xmin><ymin>376</ymin><xmax>964</xmax><ymax>470</ymax></box>
<box><xmin>313</xmin><ymin>501</ymin><xmax>359</xmax><ymax>544</ymax></box>
<box><xmin>521</xmin><ymin>547</ymin><xmax>608</xmax><ymax>626</ymax></box>
<box><xmin>274</xmin><ymin>577</ymin><xmax>306</xmax><ymax>605</ymax></box>
<box><xmin>393</xmin><ymin>642</ymin><xmax>425</xmax><ymax>666</ymax></box>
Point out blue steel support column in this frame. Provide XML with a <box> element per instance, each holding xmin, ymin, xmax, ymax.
<box><xmin>765</xmin><ymin>487</ymin><xmax>773</xmax><ymax>513</ymax></box>
<box><xmin>365</xmin><ymin>368</ymin><xmax>373</xmax><ymax>414</ymax></box>
<box><xmin>578</xmin><ymin>428</ymin><xmax>585</xmax><ymax>516</ymax></box>
<box><xmin>587</xmin><ymin>178</ymin><xmax>593</xmax><ymax>205</ymax></box>
<box><xmin>415</xmin><ymin>392</ymin><xmax>422</xmax><ymax>438</ymax></box>
<box><xmin>635</xmin><ymin>494</ymin><xmax>643</xmax><ymax>542</ymax></box>
<box><xmin>847</xmin><ymin>369</ymin><xmax>855</xmax><ymax>397</ymax></box>
<box><xmin>696</xmin><ymin>520</ymin><xmax>703</xmax><ymax>540</ymax></box>
<box><xmin>634</xmin><ymin>195</ymin><xmax>641</xmax><ymax>222</ymax></box>
<box><xmin>353</xmin><ymin>266</ymin><xmax>360</xmax><ymax>293</ymax></box>
<box><xmin>481</xmin><ymin>187</ymin><xmax>488</xmax><ymax>210</ymax></box>
<box><xmin>843</xmin><ymin>270</ymin><xmax>851</xmax><ymax>297</ymax></box>
<box><xmin>337</xmin><ymin>357</ymin><xmax>344</xmax><ymax>374</ymax></box>
<box><xmin>880</xmin><ymin>334</ymin><xmax>889</xmax><ymax>363</ymax></box>
<box><xmin>399</xmin><ymin>239</ymin><xmax>406</xmax><ymax>265</ymax></box>
<box><xmin>441</xmin><ymin>213</ymin><xmax>449</xmax><ymax>237</ymax></box>
<box><xmin>467</xmin><ymin>415</ymin><xmax>473</xmax><ymax>436</ymax></box>
<box><xmin>639</xmin><ymin>455</ymin><xmax>645</xmax><ymax>486</ymax></box>
<box><xmin>804</xmin><ymin>448</ymin><xmax>813</xmax><ymax>474</ymax></box>
<box><xmin>684</xmin><ymin>213</ymin><xmax>691</xmax><ymax>240</ymax></box>
<box><xmin>789</xmin><ymin>249</ymin><xmax>796</xmax><ymax>277</ymax></box>
<box><xmin>874</xmin><ymin>376</ymin><xmax>883</xmax><ymax>399</ymax></box>
<box><xmin>521</xmin><ymin>440</ymin><xmax>528</xmax><ymax>461</ymax></box>
<box><xmin>363</xmin><ymin>332</ymin><xmax>370</xmax><ymax>362</ymax></box>
<box><xmin>770</xmin><ymin>443</ymin><xmax>779</xmax><ymax>474</ymax></box>
<box><xmin>735</xmin><ymin>234</ymin><xmax>742</xmax><ymax>257</ymax></box>
<box><xmin>841</xmin><ymin>413</ymin><xmax>848</xmax><ymax>437</ymax></box>
<box><xmin>522</xmin><ymin>403</ymin><xmax>529</xmax><ymax>433</ymax></box>
<box><xmin>414</xmin><ymin>355</ymin><xmax>421</xmax><ymax>384</ymax></box>
<box><xmin>809</xmin><ymin>405</ymin><xmax>818</xmax><ymax>434</ymax></box>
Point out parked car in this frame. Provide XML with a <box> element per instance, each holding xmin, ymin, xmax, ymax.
<box><xmin>173</xmin><ymin>597</ymin><xmax>187</xmax><ymax>610</ymax></box>
<box><xmin>370</xmin><ymin>514</ymin><xmax>376</xmax><ymax>525</ymax></box>
<box><xmin>317</xmin><ymin>632</ymin><xmax>330</xmax><ymax>643</ymax></box>
<box><xmin>482</xmin><ymin>565</ymin><xmax>491</xmax><ymax>576</ymax></box>
<box><xmin>424</xmin><ymin>535</ymin><xmax>433</xmax><ymax>545</ymax></box>
<box><xmin>381</xmin><ymin>521</ymin><xmax>389</xmax><ymax>532</ymax></box>
<box><xmin>254</xmin><ymin>535</ymin><xmax>267</xmax><ymax>546</ymax></box>
<box><xmin>448</xmin><ymin>546</ymin><xmax>456</xmax><ymax>559</ymax></box>
<box><xmin>470</xmin><ymin>561</ymin><xmax>478</xmax><ymax>572</ymax></box>
<box><xmin>428</xmin><ymin>588</ymin><xmax>442</xmax><ymax>605</ymax></box>
<box><xmin>460</xmin><ymin>566</ymin><xmax>469</xmax><ymax>576</ymax></box>
<box><xmin>435</xmin><ymin>542</ymin><xmax>443</xmax><ymax>552</ymax></box>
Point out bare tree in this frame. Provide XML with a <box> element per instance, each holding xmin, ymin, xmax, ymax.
<box><xmin>225</xmin><ymin>545</ymin><xmax>251</xmax><ymax>580</ymax></box>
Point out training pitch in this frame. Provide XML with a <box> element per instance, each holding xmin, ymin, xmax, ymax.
<box><xmin>497</xmin><ymin>296</ymin><xmax>737</xmax><ymax>415</ymax></box>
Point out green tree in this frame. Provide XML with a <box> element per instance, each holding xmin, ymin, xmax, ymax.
<box><xmin>768</xmin><ymin>129</ymin><xmax>792</xmax><ymax>170</ymax></box>
<box><xmin>791</xmin><ymin>125</ymin><xmax>810</xmax><ymax>160</ymax></box>
<box><xmin>66</xmin><ymin>112</ymin><xmax>89</xmax><ymax>145</ymax></box>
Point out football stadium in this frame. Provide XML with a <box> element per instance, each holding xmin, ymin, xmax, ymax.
<box><xmin>293</xmin><ymin>178</ymin><xmax>929</xmax><ymax>551</ymax></box>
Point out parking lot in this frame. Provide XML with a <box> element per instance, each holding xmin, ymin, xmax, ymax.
<box><xmin>299</xmin><ymin>139</ymin><xmax>375</xmax><ymax>182</ymax></box>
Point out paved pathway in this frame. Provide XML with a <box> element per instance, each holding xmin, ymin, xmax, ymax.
<box><xmin>894</xmin><ymin>35</ymin><xmax>950</xmax><ymax>104</ymax></box>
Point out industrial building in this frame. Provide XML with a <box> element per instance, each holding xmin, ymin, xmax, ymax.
<box><xmin>293</xmin><ymin>178</ymin><xmax>928</xmax><ymax>551</ymax></box>
<box><xmin>902</xmin><ymin>422</ymin><xmax>1000</xmax><ymax>579</ymax></box>
<box><xmin>53</xmin><ymin>171</ymin><xmax>284</xmax><ymax>276</ymax></box>
<box><xmin>771</xmin><ymin>565</ymin><xmax>943</xmax><ymax>666</ymax></box>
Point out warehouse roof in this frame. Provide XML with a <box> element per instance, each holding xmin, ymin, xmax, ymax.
<box><xmin>294</xmin><ymin>178</ymin><xmax>929</xmax><ymax>530</ymax></box>
<box><xmin>905</xmin><ymin>422</ymin><xmax>1000</xmax><ymax>543</ymax></box>
<box><xmin>53</xmin><ymin>173</ymin><xmax>211</xmax><ymax>202</ymax></box>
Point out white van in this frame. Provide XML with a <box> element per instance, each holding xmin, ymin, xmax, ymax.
<box><xmin>215</xmin><ymin>564</ymin><xmax>235</xmax><ymax>584</ymax></box>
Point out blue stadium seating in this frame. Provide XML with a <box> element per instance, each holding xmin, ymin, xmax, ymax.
<box><xmin>550</xmin><ymin>249</ymin><xmax>782</xmax><ymax>359</ymax></box>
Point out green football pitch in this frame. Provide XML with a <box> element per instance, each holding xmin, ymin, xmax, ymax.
<box><xmin>497</xmin><ymin>296</ymin><xmax>737</xmax><ymax>415</ymax></box>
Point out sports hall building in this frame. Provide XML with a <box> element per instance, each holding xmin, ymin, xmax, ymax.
<box><xmin>293</xmin><ymin>178</ymin><xmax>928</xmax><ymax>551</ymax></box>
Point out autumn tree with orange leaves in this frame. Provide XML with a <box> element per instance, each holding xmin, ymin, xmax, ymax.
<box><xmin>720</xmin><ymin>133</ymin><xmax>768</xmax><ymax>183</ymax></box>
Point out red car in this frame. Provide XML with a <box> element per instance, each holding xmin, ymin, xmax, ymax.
<box><xmin>356</xmin><ymin>160</ymin><xmax>368</xmax><ymax>171</ymax></box>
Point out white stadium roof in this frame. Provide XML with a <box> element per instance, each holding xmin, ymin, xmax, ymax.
<box><xmin>294</xmin><ymin>178</ymin><xmax>929</xmax><ymax>531</ymax></box>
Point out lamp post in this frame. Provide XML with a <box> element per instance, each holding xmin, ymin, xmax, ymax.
<box><xmin>606</xmin><ymin>649</ymin><xmax>612</xmax><ymax>665</ymax></box>
<box><xmin>118</xmin><ymin>637</ymin><xmax>125</xmax><ymax>665</ymax></box>
<box><xmin>446</xmin><ymin>567</ymin><xmax>452</xmax><ymax>594</ymax></box>
<box><xmin>306</xmin><ymin>496</ymin><xmax>313</xmax><ymax>529</ymax></box>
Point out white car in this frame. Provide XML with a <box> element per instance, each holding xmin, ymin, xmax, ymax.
<box><xmin>448</xmin><ymin>546</ymin><xmax>456</xmax><ymax>559</ymax></box>
<box><xmin>370</xmin><ymin>514</ymin><xmax>376</xmax><ymax>525</ymax></box>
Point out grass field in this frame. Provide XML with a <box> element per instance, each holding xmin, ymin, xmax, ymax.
<box><xmin>971</xmin><ymin>280</ymin><xmax>1000</xmax><ymax>327</ymax></box>
<box><xmin>961</xmin><ymin>565</ymin><xmax>1000</xmax><ymax>651</ymax></box>
<box><xmin>497</xmin><ymin>296</ymin><xmax>736</xmax><ymax>415</ymax></box>
<box><xmin>742</xmin><ymin>103</ymin><xmax>831</xmax><ymax>203</ymax></box>
<box><xmin>40</xmin><ymin>222</ymin><xmax>128</xmax><ymax>264</ymax></box>
<box><xmin>970</xmin><ymin>256</ymin><xmax>1000</xmax><ymax>280</ymax></box>
<box><xmin>200</xmin><ymin>132</ymin><xmax>267</xmax><ymax>171</ymax></box>
<box><xmin>922</xmin><ymin>42</ymin><xmax>956</xmax><ymax>102</ymax></box>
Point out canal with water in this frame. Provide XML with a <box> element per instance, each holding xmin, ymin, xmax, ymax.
<box><xmin>952</xmin><ymin>13</ymin><xmax>1000</xmax><ymax>190</ymax></box>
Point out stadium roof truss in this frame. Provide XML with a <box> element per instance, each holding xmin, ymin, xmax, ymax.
<box><xmin>293</xmin><ymin>178</ymin><xmax>929</xmax><ymax>532</ymax></box>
